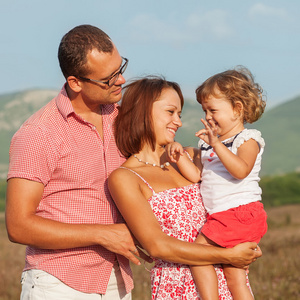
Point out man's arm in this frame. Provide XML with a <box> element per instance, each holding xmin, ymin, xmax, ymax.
<box><xmin>5</xmin><ymin>177</ymin><xmax>145</xmax><ymax>265</ymax></box>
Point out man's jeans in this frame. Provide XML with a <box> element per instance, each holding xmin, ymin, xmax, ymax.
<box><xmin>20</xmin><ymin>262</ymin><xmax>132</xmax><ymax>300</ymax></box>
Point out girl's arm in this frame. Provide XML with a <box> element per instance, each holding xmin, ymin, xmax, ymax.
<box><xmin>165</xmin><ymin>142</ymin><xmax>202</xmax><ymax>183</ymax></box>
<box><xmin>213</xmin><ymin>139</ymin><xmax>259</xmax><ymax>179</ymax></box>
<box><xmin>196</xmin><ymin>119</ymin><xmax>259</xmax><ymax>179</ymax></box>
<box><xmin>108</xmin><ymin>168</ymin><xmax>261</xmax><ymax>267</ymax></box>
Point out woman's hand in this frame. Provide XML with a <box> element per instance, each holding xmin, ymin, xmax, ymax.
<box><xmin>227</xmin><ymin>242</ymin><xmax>262</xmax><ymax>268</ymax></box>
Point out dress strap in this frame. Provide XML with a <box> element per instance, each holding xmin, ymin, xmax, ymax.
<box><xmin>119</xmin><ymin>167</ymin><xmax>155</xmax><ymax>194</ymax></box>
<box><xmin>184</xmin><ymin>149</ymin><xmax>193</xmax><ymax>162</ymax></box>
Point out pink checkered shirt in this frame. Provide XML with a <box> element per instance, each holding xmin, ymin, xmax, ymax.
<box><xmin>7</xmin><ymin>86</ymin><xmax>132</xmax><ymax>294</ymax></box>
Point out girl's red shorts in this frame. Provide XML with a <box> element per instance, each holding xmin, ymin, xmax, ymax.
<box><xmin>201</xmin><ymin>201</ymin><xmax>268</xmax><ymax>248</ymax></box>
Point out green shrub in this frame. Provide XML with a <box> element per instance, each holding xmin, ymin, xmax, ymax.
<box><xmin>0</xmin><ymin>180</ymin><xmax>6</xmax><ymax>211</ymax></box>
<box><xmin>260</xmin><ymin>172</ymin><xmax>300</xmax><ymax>207</ymax></box>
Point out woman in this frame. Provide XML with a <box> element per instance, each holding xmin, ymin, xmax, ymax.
<box><xmin>108</xmin><ymin>76</ymin><xmax>261</xmax><ymax>299</ymax></box>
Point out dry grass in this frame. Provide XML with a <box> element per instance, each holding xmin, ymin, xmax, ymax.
<box><xmin>0</xmin><ymin>213</ymin><xmax>25</xmax><ymax>300</ymax></box>
<box><xmin>248</xmin><ymin>205</ymin><xmax>300</xmax><ymax>300</ymax></box>
<box><xmin>1</xmin><ymin>205</ymin><xmax>300</xmax><ymax>300</ymax></box>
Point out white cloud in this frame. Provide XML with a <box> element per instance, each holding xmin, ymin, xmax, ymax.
<box><xmin>187</xmin><ymin>10</ymin><xmax>234</xmax><ymax>41</ymax></box>
<box><xmin>249</xmin><ymin>3</ymin><xmax>289</xmax><ymax>21</ymax></box>
<box><xmin>128</xmin><ymin>14</ymin><xmax>186</xmax><ymax>45</ymax></box>
<box><xmin>128</xmin><ymin>9</ymin><xmax>234</xmax><ymax>47</ymax></box>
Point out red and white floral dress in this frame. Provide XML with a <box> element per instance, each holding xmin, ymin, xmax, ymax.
<box><xmin>122</xmin><ymin>168</ymin><xmax>251</xmax><ymax>299</ymax></box>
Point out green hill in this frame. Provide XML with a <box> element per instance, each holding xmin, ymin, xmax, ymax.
<box><xmin>260</xmin><ymin>172</ymin><xmax>300</xmax><ymax>207</ymax></box>
<box><xmin>0</xmin><ymin>90</ymin><xmax>299</xmax><ymax>177</ymax></box>
<box><xmin>0</xmin><ymin>89</ymin><xmax>58</xmax><ymax>178</ymax></box>
<box><xmin>249</xmin><ymin>96</ymin><xmax>300</xmax><ymax>175</ymax></box>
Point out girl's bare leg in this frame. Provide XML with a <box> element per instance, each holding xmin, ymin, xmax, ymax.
<box><xmin>191</xmin><ymin>233</ymin><xmax>219</xmax><ymax>300</ymax></box>
<box><xmin>223</xmin><ymin>265</ymin><xmax>254</xmax><ymax>300</ymax></box>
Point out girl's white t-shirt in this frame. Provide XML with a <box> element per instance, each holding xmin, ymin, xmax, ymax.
<box><xmin>198</xmin><ymin>129</ymin><xmax>265</xmax><ymax>215</ymax></box>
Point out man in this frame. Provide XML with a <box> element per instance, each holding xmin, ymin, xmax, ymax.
<box><xmin>6</xmin><ymin>24</ymin><xmax>148</xmax><ymax>300</ymax></box>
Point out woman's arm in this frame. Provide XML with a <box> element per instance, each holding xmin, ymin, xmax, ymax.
<box><xmin>108</xmin><ymin>168</ymin><xmax>261</xmax><ymax>267</ymax></box>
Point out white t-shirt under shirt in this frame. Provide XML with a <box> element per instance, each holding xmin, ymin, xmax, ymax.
<box><xmin>198</xmin><ymin>129</ymin><xmax>265</xmax><ymax>215</ymax></box>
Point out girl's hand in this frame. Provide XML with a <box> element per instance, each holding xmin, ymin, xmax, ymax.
<box><xmin>195</xmin><ymin>118</ymin><xmax>219</xmax><ymax>147</ymax></box>
<box><xmin>165</xmin><ymin>142</ymin><xmax>184</xmax><ymax>163</ymax></box>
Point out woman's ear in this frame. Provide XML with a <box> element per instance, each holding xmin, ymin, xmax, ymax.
<box><xmin>67</xmin><ymin>76</ymin><xmax>82</xmax><ymax>93</ymax></box>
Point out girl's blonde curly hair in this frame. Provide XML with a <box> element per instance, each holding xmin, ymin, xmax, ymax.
<box><xmin>196</xmin><ymin>66</ymin><xmax>266</xmax><ymax>124</ymax></box>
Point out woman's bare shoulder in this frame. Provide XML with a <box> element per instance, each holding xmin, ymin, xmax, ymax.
<box><xmin>109</xmin><ymin>165</ymin><xmax>135</xmax><ymax>182</ymax></box>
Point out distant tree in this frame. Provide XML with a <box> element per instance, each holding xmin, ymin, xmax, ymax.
<box><xmin>261</xmin><ymin>172</ymin><xmax>300</xmax><ymax>207</ymax></box>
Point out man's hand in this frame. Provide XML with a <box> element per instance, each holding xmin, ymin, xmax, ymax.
<box><xmin>99</xmin><ymin>223</ymin><xmax>152</xmax><ymax>266</ymax></box>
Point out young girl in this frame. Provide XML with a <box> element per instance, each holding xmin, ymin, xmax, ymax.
<box><xmin>166</xmin><ymin>67</ymin><xmax>268</xmax><ymax>300</ymax></box>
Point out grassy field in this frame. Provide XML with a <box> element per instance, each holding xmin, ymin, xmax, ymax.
<box><xmin>1</xmin><ymin>205</ymin><xmax>300</xmax><ymax>300</ymax></box>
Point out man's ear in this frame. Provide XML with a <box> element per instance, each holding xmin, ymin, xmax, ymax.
<box><xmin>67</xmin><ymin>76</ymin><xmax>82</xmax><ymax>93</ymax></box>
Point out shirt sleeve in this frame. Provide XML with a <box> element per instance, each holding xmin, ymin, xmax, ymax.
<box><xmin>232</xmin><ymin>129</ymin><xmax>265</xmax><ymax>154</ymax></box>
<box><xmin>197</xmin><ymin>138</ymin><xmax>205</xmax><ymax>148</ymax></box>
<box><xmin>7</xmin><ymin>124</ymin><xmax>58</xmax><ymax>185</ymax></box>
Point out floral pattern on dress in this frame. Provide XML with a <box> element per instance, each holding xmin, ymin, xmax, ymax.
<box><xmin>147</xmin><ymin>183</ymin><xmax>250</xmax><ymax>299</ymax></box>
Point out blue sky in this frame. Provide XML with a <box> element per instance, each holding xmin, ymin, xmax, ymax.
<box><xmin>1</xmin><ymin>0</ymin><xmax>300</xmax><ymax>108</ymax></box>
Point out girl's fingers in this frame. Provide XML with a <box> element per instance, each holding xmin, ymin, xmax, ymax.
<box><xmin>195</xmin><ymin>129</ymin><xmax>207</xmax><ymax>137</ymax></box>
<box><xmin>207</xmin><ymin>120</ymin><xmax>218</xmax><ymax>137</ymax></box>
<box><xmin>167</xmin><ymin>144</ymin><xmax>184</xmax><ymax>162</ymax></box>
<box><xmin>208</xmin><ymin>119</ymin><xmax>216</xmax><ymax>130</ymax></box>
<box><xmin>201</xmin><ymin>118</ymin><xmax>214</xmax><ymax>133</ymax></box>
<box><xmin>178</xmin><ymin>147</ymin><xmax>184</xmax><ymax>155</ymax></box>
<box><xmin>169</xmin><ymin>146</ymin><xmax>174</xmax><ymax>155</ymax></box>
<box><xmin>170</xmin><ymin>145</ymin><xmax>180</xmax><ymax>155</ymax></box>
<box><xmin>169</xmin><ymin>148</ymin><xmax>177</xmax><ymax>162</ymax></box>
<box><xmin>201</xmin><ymin>118</ymin><xmax>209</xmax><ymax>128</ymax></box>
